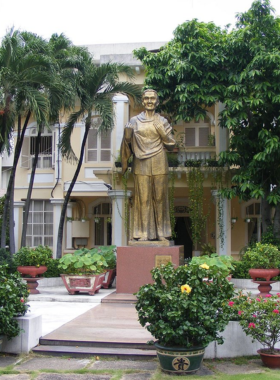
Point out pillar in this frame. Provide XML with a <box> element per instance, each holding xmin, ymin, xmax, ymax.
<box><xmin>50</xmin><ymin>198</ymin><xmax>64</xmax><ymax>258</ymax></box>
<box><xmin>211</xmin><ymin>190</ymin><xmax>231</xmax><ymax>256</ymax></box>
<box><xmin>108</xmin><ymin>190</ymin><xmax>132</xmax><ymax>247</ymax></box>
<box><xmin>14</xmin><ymin>201</ymin><xmax>25</xmax><ymax>253</ymax></box>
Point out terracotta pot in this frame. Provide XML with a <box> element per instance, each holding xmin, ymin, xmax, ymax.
<box><xmin>154</xmin><ymin>342</ymin><xmax>206</xmax><ymax>374</ymax></box>
<box><xmin>249</xmin><ymin>268</ymin><xmax>280</xmax><ymax>281</ymax></box>
<box><xmin>257</xmin><ymin>349</ymin><xmax>280</xmax><ymax>368</ymax></box>
<box><xmin>60</xmin><ymin>273</ymin><xmax>105</xmax><ymax>295</ymax></box>
<box><xmin>17</xmin><ymin>266</ymin><xmax>47</xmax><ymax>278</ymax></box>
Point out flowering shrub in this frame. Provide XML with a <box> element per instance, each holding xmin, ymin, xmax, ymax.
<box><xmin>0</xmin><ymin>265</ymin><xmax>29</xmax><ymax>339</ymax></box>
<box><xmin>135</xmin><ymin>260</ymin><xmax>235</xmax><ymax>348</ymax></box>
<box><xmin>229</xmin><ymin>291</ymin><xmax>280</xmax><ymax>353</ymax></box>
<box><xmin>241</xmin><ymin>243</ymin><xmax>280</xmax><ymax>269</ymax></box>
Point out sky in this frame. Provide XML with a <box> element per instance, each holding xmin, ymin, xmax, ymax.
<box><xmin>1</xmin><ymin>0</ymin><xmax>280</xmax><ymax>46</ymax></box>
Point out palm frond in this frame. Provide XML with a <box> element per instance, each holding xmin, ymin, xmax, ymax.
<box><xmin>60</xmin><ymin>109</ymin><xmax>85</xmax><ymax>161</ymax></box>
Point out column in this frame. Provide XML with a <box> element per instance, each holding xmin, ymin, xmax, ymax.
<box><xmin>14</xmin><ymin>201</ymin><xmax>25</xmax><ymax>253</ymax></box>
<box><xmin>50</xmin><ymin>199</ymin><xmax>64</xmax><ymax>259</ymax></box>
<box><xmin>108</xmin><ymin>190</ymin><xmax>132</xmax><ymax>247</ymax></box>
<box><xmin>66</xmin><ymin>202</ymin><xmax>73</xmax><ymax>249</ymax></box>
<box><xmin>211</xmin><ymin>190</ymin><xmax>231</xmax><ymax>256</ymax></box>
<box><xmin>113</xmin><ymin>95</ymin><xmax>129</xmax><ymax>152</ymax></box>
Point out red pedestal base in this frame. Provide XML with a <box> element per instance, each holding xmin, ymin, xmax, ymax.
<box><xmin>253</xmin><ymin>280</ymin><xmax>277</xmax><ymax>297</ymax></box>
<box><xmin>24</xmin><ymin>278</ymin><xmax>40</xmax><ymax>294</ymax></box>
<box><xmin>116</xmin><ymin>245</ymin><xmax>184</xmax><ymax>294</ymax></box>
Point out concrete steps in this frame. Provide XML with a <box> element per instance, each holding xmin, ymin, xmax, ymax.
<box><xmin>33</xmin><ymin>344</ymin><xmax>156</xmax><ymax>359</ymax></box>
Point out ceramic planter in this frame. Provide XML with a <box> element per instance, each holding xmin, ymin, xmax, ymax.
<box><xmin>102</xmin><ymin>268</ymin><xmax>116</xmax><ymax>289</ymax></box>
<box><xmin>154</xmin><ymin>342</ymin><xmax>206</xmax><ymax>374</ymax></box>
<box><xmin>257</xmin><ymin>349</ymin><xmax>280</xmax><ymax>368</ymax></box>
<box><xmin>60</xmin><ymin>273</ymin><xmax>105</xmax><ymax>295</ymax></box>
<box><xmin>17</xmin><ymin>266</ymin><xmax>48</xmax><ymax>278</ymax></box>
<box><xmin>249</xmin><ymin>268</ymin><xmax>280</xmax><ymax>281</ymax></box>
<box><xmin>17</xmin><ymin>266</ymin><xmax>48</xmax><ymax>294</ymax></box>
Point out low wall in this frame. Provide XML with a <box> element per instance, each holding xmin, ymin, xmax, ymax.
<box><xmin>1</xmin><ymin>313</ymin><xmax>42</xmax><ymax>354</ymax></box>
<box><xmin>37</xmin><ymin>277</ymin><xmax>63</xmax><ymax>287</ymax></box>
<box><xmin>232</xmin><ymin>278</ymin><xmax>280</xmax><ymax>292</ymax></box>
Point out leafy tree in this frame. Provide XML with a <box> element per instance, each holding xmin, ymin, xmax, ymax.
<box><xmin>134</xmin><ymin>0</ymin><xmax>280</xmax><ymax>237</ymax></box>
<box><xmin>0</xmin><ymin>30</ymin><xmax>50</xmax><ymax>251</ymax></box>
<box><xmin>218</xmin><ymin>0</ymin><xmax>280</xmax><ymax>235</ymax></box>
<box><xmin>56</xmin><ymin>61</ymin><xmax>141</xmax><ymax>257</ymax></box>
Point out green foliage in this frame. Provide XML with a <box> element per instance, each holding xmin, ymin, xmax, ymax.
<box><xmin>231</xmin><ymin>260</ymin><xmax>251</xmax><ymax>279</ymax></box>
<box><xmin>58</xmin><ymin>248</ymin><xmax>109</xmax><ymax>275</ymax></box>
<box><xmin>229</xmin><ymin>291</ymin><xmax>280</xmax><ymax>352</ymax></box>
<box><xmin>95</xmin><ymin>246</ymin><xmax>116</xmax><ymax>269</ymax></box>
<box><xmin>44</xmin><ymin>259</ymin><xmax>62</xmax><ymax>278</ymax></box>
<box><xmin>166</xmin><ymin>153</ymin><xmax>180</xmax><ymax>167</ymax></box>
<box><xmin>135</xmin><ymin>260</ymin><xmax>235</xmax><ymax>348</ymax></box>
<box><xmin>0</xmin><ymin>248</ymin><xmax>16</xmax><ymax>273</ymax></box>
<box><xmin>192</xmin><ymin>254</ymin><xmax>235</xmax><ymax>275</ymax></box>
<box><xmin>200</xmin><ymin>243</ymin><xmax>216</xmax><ymax>256</ymax></box>
<box><xmin>241</xmin><ymin>242</ymin><xmax>280</xmax><ymax>269</ymax></box>
<box><xmin>0</xmin><ymin>265</ymin><xmax>29</xmax><ymax>339</ymax></box>
<box><xmin>13</xmin><ymin>246</ymin><xmax>53</xmax><ymax>267</ymax></box>
<box><xmin>0</xmin><ymin>196</ymin><xmax>9</xmax><ymax>247</ymax></box>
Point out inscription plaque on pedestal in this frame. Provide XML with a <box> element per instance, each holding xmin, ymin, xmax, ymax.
<box><xmin>155</xmin><ymin>255</ymin><xmax>172</xmax><ymax>267</ymax></box>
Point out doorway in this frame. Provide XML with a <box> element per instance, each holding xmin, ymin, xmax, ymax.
<box><xmin>174</xmin><ymin>217</ymin><xmax>193</xmax><ymax>259</ymax></box>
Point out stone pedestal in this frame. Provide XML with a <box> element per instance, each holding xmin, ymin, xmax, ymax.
<box><xmin>116</xmin><ymin>245</ymin><xmax>184</xmax><ymax>294</ymax></box>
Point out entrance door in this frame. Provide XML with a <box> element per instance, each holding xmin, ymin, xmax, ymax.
<box><xmin>174</xmin><ymin>217</ymin><xmax>193</xmax><ymax>260</ymax></box>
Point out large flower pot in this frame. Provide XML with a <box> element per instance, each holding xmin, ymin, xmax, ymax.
<box><xmin>257</xmin><ymin>349</ymin><xmax>280</xmax><ymax>369</ymax></box>
<box><xmin>154</xmin><ymin>342</ymin><xmax>206</xmax><ymax>374</ymax></box>
<box><xmin>17</xmin><ymin>266</ymin><xmax>48</xmax><ymax>278</ymax></box>
<box><xmin>249</xmin><ymin>268</ymin><xmax>280</xmax><ymax>281</ymax></box>
<box><xmin>17</xmin><ymin>266</ymin><xmax>48</xmax><ymax>294</ymax></box>
<box><xmin>102</xmin><ymin>269</ymin><xmax>116</xmax><ymax>289</ymax></box>
<box><xmin>60</xmin><ymin>273</ymin><xmax>105</xmax><ymax>295</ymax></box>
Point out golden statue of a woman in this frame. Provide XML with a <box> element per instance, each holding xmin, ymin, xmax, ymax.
<box><xmin>120</xmin><ymin>89</ymin><xmax>175</xmax><ymax>242</ymax></box>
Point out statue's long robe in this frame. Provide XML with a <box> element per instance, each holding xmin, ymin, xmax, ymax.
<box><xmin>121</xmin><ymin>112</ymin><xmax>175</xmax><ymax>240</ymax></box>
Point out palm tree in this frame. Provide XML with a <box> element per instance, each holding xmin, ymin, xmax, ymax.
<box><xmin>56</xmin><ymin>61</ymin><xmax>141</xmax><ymax>257</ymax></box>
<box><xmin>20</xmin><ymin>34</ymin><xmax>88</xmax><ymax>247</ymax></box>
<box><xmin>0</xmin><ymin>29</ymin><xmax>51</xmax><ymax>251</ymax></box>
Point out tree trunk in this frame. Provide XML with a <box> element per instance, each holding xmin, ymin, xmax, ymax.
<box><xmin>21</xmin><ymin>127</ymin><xmax>42</xmax><ymax>247</ymax></box>
<box><xmin>273</xmin><ymin>203</ymin><xmax>280</xmax><ymax>239</ymax></box>
<box><xmin>56</xmin><ymin>122</ymin><xmax>91</xmax><ymax>258</ymax></box>
<box><xmin>1</xmin><ymin>111</ymin><xmax>31</xmax><ymax>249</ymax></box>
<box><xmin>9</xmin><ymin>181</ymin><xmax>15</xmax><ymax>254</ymax></box>
<box><xmin>261</xmin><ymin>189</ymin><xmax>272</xmax><ymax>235</ymax></box>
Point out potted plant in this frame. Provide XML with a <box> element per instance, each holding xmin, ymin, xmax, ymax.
<box><xmin>166</xmin><ymin>152</ymin><xmax>180</xmax><ymax>167</ymax></box>
<box><xmin>0</xmin><ymin>265</ymin><xmax>29</xmax><ymax>340</ymax></box>
<box><xmin>241</xmin><ymin>243</ymin><xmax>280</xmax><ymax>296</ymax></box>
<box><xmin>97</xmin><ymin>245</ymin><xmax>117</xmax><ymax>288</ymax></box>
<box><xmin>13</xmin><ymin>245</ymin><xmax>53</xmax><ymax>294</ymax></box>
<box><xmin>135</xmin><ymin>259</ymin><xmax>235</xmax><ymax>374</ymax></box>
<box><xmin>229</xmin><ymin>292</ymin><xmax>280</xmax><ymax>368</ymax></box>
<box><xmin>58</xmin><ymin>248</ymin><xmax>108</xmax><ymax>295</ymax></box>
<box><xmin>242</xmin><ymin>243</ymin><xmax>280</xmax><ymax>281</ymax></box>
<box><xmin>192</xmin><ymin>253</ymin><xmax>235</xmax><ymax>281</ymax></box>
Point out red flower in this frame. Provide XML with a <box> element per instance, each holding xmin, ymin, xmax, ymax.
<box><xmin>272</xmin><ymin>309</ymin><xmax>279</xmax><ymax>314</ymax></box>
<box><xmin>248</xmin><ymin>323</ymin><xmax>256</xmax><ymax>328</ymax></box>
<box><xmin>228</xmin><ymin>301</ymin><xmax>234</xmax><ymax>307</ymax></box>
<box><xmin>265</xmin><ymin>294</ymin><xmax>272</xmax><ymax>298</ymax></box>
<box><xmin>256</xmin><ymin>298</ymin><xmax>261</xmax><ymax>302</ymax></box>
<box><xmin>277</xmin><ymin>293</ymin><xmax>280</xmax><ymax>297</ymax></box>
<box><xmin>20</xmin><ymin>298</ymin><xmax>24</xmax><ymax>303</ymax></box>
<box><xmin>252</xmin><ymin>314</ymin><xmax>257</xmax><ymax>318</ymax></box>
<box><xmin>238</xmin><ymin>310</ymin><xmax>243</xmax><ymax>315</ymax></box>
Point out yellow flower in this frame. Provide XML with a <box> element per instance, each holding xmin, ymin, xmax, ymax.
<box><xmin>200</xmin><ymin>263</ymin><xmax>210</xmax><ymax>270</ymax></box>
<box><xmin>181</xmin><ymin>284</ymin><xmax>192</xmax><ymax>294</ymax></box>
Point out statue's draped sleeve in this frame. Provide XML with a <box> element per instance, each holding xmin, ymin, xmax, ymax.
<box><xmin>120</xmin><ymin>125</ymin><xmax>133</xmax><ymax>174</ymax></box>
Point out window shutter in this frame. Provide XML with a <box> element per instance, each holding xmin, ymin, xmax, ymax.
<box><xmin>100</xmin><ymin>131</ymin><xmax>111</xmax><ymax>162</ymax></box>
<box><xmin>20</xmin><ymin>136</ymin><xmax>30</xmax><ymax>168</ymax></box>
<box><xmin>86</xmin><ymin>129</ymin><xmax>98</xmax><ymax>162</ymax></box>
<box><xmin>185</xmin><ymin>128</ymin><xmax>196</xmax><ymax>147</ymax></box>
<box><xmin>199</xmin><ymin>127</ymin><xmax>209</xmax><ymax>146</ymax></box>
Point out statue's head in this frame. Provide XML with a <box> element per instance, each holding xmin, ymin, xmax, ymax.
<box><xmin>142</xmin><ymin>89</ymin><xmax>159</xmax><ymax>109</ymax></box>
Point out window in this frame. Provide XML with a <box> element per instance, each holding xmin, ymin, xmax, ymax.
<box><xmin>185</xmin><ymin>119</ymin><xmax>210</xmax><ymax>147</ymax></box>
<box><xmin>20</xmin><ymin>127</ymin><xmax>54</xmax><ymax>169</ymax></box>
<box><xmin>86</xmin><ymin>128</ymin><xmax>112</xmax><ymax>163</ymax></box>
<box><xmin>25</xmin><ymin>200</ymin><xmax>53</xmax><ymax>247</ymax></box>
<box><xmin>93</xmin><ymin>203</ymin><xmax>112</xmax><ymax>245</ymax></box>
